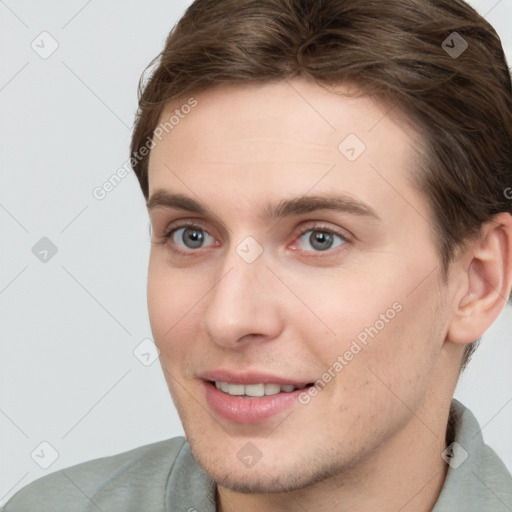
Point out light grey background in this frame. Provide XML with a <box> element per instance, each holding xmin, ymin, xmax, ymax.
<box><xmin>1</xmin><ymin>0</ymin><xmax>511</xmax><ymax>505</ymax></box>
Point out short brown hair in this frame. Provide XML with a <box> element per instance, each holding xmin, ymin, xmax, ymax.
<box><xmin>130</xmin><ymin>0</ymin><xmax>512</xmax><ymax>368</ymax></box>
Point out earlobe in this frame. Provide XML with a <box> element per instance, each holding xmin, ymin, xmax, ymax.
<box><xmin>447</xmin><ymin>212</ymin><xmax>512</xmax><ymax>346</ymax></box>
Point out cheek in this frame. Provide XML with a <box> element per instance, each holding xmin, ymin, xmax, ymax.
<box><xmin>147</xmin><ymin>256</ymin><xmax>200</xmax><ymax>351</ymax></box>
<box><xmin>303</xmin><ymin>267</ymin><xmax>442</xmax><ymax>394</ymax></box>
<box><xmin>147</xmin><ymin>257</ymin><xmax>171</xmax><ymax>339</ymax></box>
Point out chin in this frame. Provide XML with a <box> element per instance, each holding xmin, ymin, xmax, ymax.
<box><xmin>206</xmin><ymin>465</ymin><xmax>313</xmax><ymax>494</ymax></box>
<box><xmin>191</xmin><ymin>439</ymin><xmax>352</xmax><ymax>495</ymax></box>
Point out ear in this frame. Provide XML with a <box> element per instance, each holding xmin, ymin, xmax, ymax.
<box><xmin>447</xmin><ymin>212</ymin><xmax>512</xmax><ymax>345</ymax></box>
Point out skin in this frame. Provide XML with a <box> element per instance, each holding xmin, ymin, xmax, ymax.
<box><xmin>145</xmin><ymin>78</ymin><xmax>512</xmax><ymax>512</ymax></box>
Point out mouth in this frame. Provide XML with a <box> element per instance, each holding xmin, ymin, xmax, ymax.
<box><xmin>202</xmin><ymin>379</ymin><xmax>315</xmax><ymax>423</ymax></box>
<box><xmin>211</xmin><ymin>381</ymin><xmax>313</xmax><ymax>397</ymax></box>
<box><xmin>198</xmin><ymin>369</ymin><xmax>316</xmax><ymax>423</ymax></box>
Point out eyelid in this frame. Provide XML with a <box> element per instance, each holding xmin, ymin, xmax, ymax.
<box><xmin>150</xmin><ymin>219</ymin><xmax>216</xmax><ymax>253</ymax></box>
<box><xmin>291</xmin><ymin>221</ymin><xmax>353</xmax><ymax>244</ymax></box>
<box><xmin>163</xmin><ymin>218</ymin><xmax>212</xmax><ymax>238</ymax></box>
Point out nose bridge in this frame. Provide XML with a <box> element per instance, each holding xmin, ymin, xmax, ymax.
<box><xmin>202</xmin><ymin>240</ymin><xmax>282</xmax><ymax>346</ymax></box>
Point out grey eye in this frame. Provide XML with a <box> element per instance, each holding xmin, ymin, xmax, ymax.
<box><xmin>297</xmin><ymin>230</ymin><xmax>345</xmax><ymax>252</ymax></box>
<box><xmin>172</xmin><ymin>227</ymin><xmax>214</xmax><ymax>249</ymax></box>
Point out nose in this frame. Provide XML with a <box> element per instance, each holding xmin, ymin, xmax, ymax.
<box><xmin>201</xmin><ymin>247</ymin><xmax>284</xmax><ymax>348</ymax></box>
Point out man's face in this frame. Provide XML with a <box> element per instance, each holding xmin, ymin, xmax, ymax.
<box><xmin>146</xmin><ymin>78</ymin><xmax>451</xmax><ymax>492</ymax></box>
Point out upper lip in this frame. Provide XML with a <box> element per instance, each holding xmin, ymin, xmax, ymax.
<box><xmin>199</xmin><ymin>369</ymin><xmax>312</xmax><ymax>386</ymax></box>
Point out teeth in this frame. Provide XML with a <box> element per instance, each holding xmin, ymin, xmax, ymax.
<box><xmin>214</xmin><ymin>381</ymin><xmax>304</xmax><ymax>397</ymax></box>
<box><xmin>228</xmin><ymin>384</ymin><xmax>245</xmax><ymax>396</ymax></box>
<box><xmin>245</xmin><ymin>384</ymin><xmax>265</xmax><ymax>397</ymax></box>
<box><xmin>264</xmin><ymin>383</ymin><xmax>281</xmax><ymax>395</ymax></box>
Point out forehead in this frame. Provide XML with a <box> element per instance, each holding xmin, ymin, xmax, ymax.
<box><xmin>147</xmin><ymin>78</ymin><xmax>424</xmax><ymax>221</ymax></box>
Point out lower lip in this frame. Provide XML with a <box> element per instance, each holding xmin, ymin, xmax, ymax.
<box><xmin>203</xmin><ymin>381</ymin><xmax>307</xmax><ymax>424</ymax></box>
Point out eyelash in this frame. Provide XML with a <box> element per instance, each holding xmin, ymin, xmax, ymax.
<box><xmin>156</xmin><ymin>220</ymin><xmax>351</xmax><ymax>256</ymax></box>
<box><xmin>292</xmin><ymin>223</ymin><xmax>350</xmax><ymax>255</ymax></box>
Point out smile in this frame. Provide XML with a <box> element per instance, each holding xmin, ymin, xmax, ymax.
<box><xmin>214</xmin><ymin>381</ymin><xmax>310</xmax><ymax>397</ymax></box>
<box><xmin>204</xmin><ymin>380</ymin><xmax>314</xmax><ymax>423</ymax></box>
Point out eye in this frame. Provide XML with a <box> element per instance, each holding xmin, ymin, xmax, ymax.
<box><xmin>169</xmin><ymin>226</ymin><xmax>216</xmax><ymax>251</ymax></box>
<box><xmin>296</xmin><ymin>227</ymin><xmax>347</xmax><ymax>252</ymax></box>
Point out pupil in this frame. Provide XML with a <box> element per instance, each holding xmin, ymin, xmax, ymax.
<box><xmin>183</xmin><ymin>228</ymin><xmax>204</xmax><ymax>248</ymax></box>
<box><xmin>310</xmin><ymin>231</ymin><xmax>333</xmax><ymax>251</ymax></box>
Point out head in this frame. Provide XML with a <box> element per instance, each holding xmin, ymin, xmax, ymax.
<box><xmin>130</xmin><ymin>0</ymin><xmax>512</xmax><ymax>495</ymax></box>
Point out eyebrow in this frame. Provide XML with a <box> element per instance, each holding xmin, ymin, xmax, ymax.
<box><xmin>147</xmin><ymin>189</ymin><xmax>380</xmax><ymax>221</ymax></box>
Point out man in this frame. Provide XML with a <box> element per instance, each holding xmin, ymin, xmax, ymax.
<box><xmin>4</xmin><ymin>0</ymin><xmax>512</xmax><ymax>510</ymax></box>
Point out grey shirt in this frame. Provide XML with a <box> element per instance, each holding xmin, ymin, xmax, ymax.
<box><xmin>3</xmin><ymin>399</ymin><xmax>511</xmax><ymax>511</ymax></box>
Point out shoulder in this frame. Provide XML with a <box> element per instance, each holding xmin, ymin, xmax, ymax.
<box><xmin>433</xmin><ymin>400</ymin><xmax>512</xmax><ymax>511</ymax></box>
<box><xmin>2</xmin><ymin>437</ymin><xmax>188</xmax><ymax>512</ymax></box>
